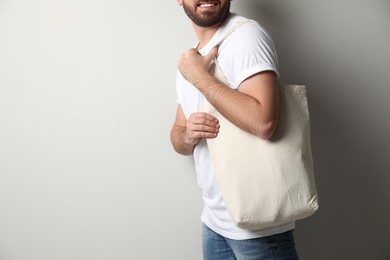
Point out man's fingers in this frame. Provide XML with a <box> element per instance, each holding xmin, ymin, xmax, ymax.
<box><xmin>188</xmin><ymin>129</ymin><xmax>218</xmax><ymax>140</ymax></box>
<box><xmin>191</xmin><ymin>113</ymin><xmax>219</xmax><ymax>126</ymax></box>
<box><xmin>189</xmin><ymin>119</ymin><xmax>219</xmax><ymax>133</ymax></box>
<box><xmin>196</xmin><ymin>111</ymin><xmax>218</xmax><ymax>122</ymax></box>
<box><xmin>187</xmin><ymin>112</ymin><xmax>220</xmax><ymax>139</ymax></box>
<box><xmin>190</xmin><ymin>123</ymin><xmax>219</xmax><ymax>133</ymax></box>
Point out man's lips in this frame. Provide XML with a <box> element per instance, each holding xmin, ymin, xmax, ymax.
<box><xmin>197</xmin><ymin>1</ymin><xmax>219</xmax><ymax>8</ymax></box>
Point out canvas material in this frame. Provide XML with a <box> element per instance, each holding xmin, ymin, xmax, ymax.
<box><xmin>201</xmin><ymin>36</ymin><xmax>319</xmax><ymax>230</ymax></box>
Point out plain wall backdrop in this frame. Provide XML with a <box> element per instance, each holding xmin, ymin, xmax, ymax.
<box><xmin>0</xmin><ymin>0</ymin><xmax>389</xmax><ymax>259</ymax></box>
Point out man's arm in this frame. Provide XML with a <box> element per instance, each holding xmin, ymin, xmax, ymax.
<box><xmin>178</xmin><ymin>47</ymin><xmax>280</xmax><ymax>140</ymax></box>
<box><xmin>170</xmin><ymin>104</ymin><xmax>220</xmax><ymax>155</ymax></box>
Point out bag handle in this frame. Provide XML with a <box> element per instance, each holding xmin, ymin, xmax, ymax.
<box><xmin>213</xmin><ymin>20</ymin><xmax>254</xmax><ymax>55</ymax></box>
<box><xmin>211</xmin><ymin>21</ymin><xmax>254</xmax><ymax>84</ymax></box>
<box><xmin>212</xmin><ymin>20</ymin><xmax>254</xmax><ymax>64</ymax></box>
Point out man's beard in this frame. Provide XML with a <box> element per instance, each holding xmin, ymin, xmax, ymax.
<box><xmin>182</xmin><ymin>1</ymin><xmax>230</xmax><ymax>28</ymax></box>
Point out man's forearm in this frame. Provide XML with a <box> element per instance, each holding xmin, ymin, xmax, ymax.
<box><xmin>178</xmin><ymin>48</ymin><xmax>279</xmax><ymax>140</ymax></box>
<box><xmin>192</xmin><ymin>73</ymin><xmax>279</xmax><ymax>139</ymax></box>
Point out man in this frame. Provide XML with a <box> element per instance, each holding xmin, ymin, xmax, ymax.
<box><xmin>170</xmin><ymin>0</ymin><xmax>299</xmax><ymax>259</ymax></box>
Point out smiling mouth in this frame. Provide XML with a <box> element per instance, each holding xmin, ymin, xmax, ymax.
<box><xmin>197</xmin><ymin>1</ymin><xmax>219</xmax><ymax>8</ymax></box>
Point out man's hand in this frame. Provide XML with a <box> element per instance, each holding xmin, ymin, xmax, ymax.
<box><xmin>184</xmin><ymin>112</ymin><xmax>220</xmax><ymax>146</ymax></box>
<box><xmin>178</xmin><ymin>47</ymin><xmax>218</xmax><ymax>85</ymax></box>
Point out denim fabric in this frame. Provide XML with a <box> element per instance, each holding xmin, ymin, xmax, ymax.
<box><xmin>202</xmin><ymin>225</ymin><xmax>299</xmax><ymax>260</ymax></box>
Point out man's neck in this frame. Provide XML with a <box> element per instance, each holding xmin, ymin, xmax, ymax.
<box><xmin>193</xmin><ymin>14</ymin><xmax>230</xmax><ymax>50</ymax></box>
<box><xmin>193</xmin><ymin>25</ymin><xmax>219</xmax><ymax>50</ymax></box>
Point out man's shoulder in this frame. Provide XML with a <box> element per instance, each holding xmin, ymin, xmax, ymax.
<box><xmin>220</xmin><ymin>14</ymin><xmax>268</xmax><ymax>42</ymax></box>
<box><xmin>220</xmin><ymin>13</ymin><xmax>254</xmax><ymax>33</ymax></box>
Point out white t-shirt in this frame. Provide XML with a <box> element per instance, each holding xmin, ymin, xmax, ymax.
<box><xmin>175</xmin><ymin>13</ymin><xmax>295</xmax><ymax>240</ymax></box>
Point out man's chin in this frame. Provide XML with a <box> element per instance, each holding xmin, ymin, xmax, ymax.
<box><xmin>193</xmin><ymin>13</ymin><xmax>226</xmax><ymax>27</ymax></box>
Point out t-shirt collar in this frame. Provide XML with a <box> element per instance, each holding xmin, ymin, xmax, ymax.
<box><xmin>197</xmin><ymin>12</ymin><xmax>242</xmax><ymax>55</ymax></box>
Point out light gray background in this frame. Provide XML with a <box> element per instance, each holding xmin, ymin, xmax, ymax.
<box><xmin>0</xmin><ymin>0</ymin><xmax>389</xmax><ymax>259</ymax></box>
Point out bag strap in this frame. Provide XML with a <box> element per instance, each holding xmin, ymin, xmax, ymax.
<box><xmin>214</xmin><ymin>20</ymin><xmax>254</xmax><ymax>49</ymax></box>
<box><xmin>212</xmin><ymin>21</ymin><xmax>254</xmax><ymax>84</ymax></box>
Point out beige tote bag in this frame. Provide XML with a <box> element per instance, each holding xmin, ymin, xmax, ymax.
<box><xmin>201</xmin><ymin>23</ymin><xmax>319</xmax><ymax>230</ymax></box>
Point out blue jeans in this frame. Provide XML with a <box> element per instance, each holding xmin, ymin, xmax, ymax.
<box><xmin>202</xmin><ymin>225</ymin><xmax>299</xmax><ymax>260</ymax></box>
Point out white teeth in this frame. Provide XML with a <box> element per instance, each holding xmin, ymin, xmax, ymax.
<box><xmin>199</xmin><ymin>3</ymin><xmax>217</xmax><ymax>8</ymax></box>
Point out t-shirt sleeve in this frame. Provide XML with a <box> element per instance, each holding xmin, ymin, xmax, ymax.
<box><xmin>219</xmin><ymin>22</ymin><xmax>279</xmax><ymax>88</ymax></box>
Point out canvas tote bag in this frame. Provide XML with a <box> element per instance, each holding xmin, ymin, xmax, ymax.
<box><xmin>201</xmin><ymin>21</ymin><xmax>319</xmax><ymax>230</ymax></box>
